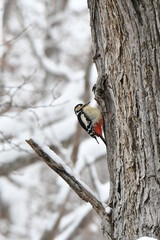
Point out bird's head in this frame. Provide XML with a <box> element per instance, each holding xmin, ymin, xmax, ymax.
<box><xmin>74</xmin><ymin>102</ymin><xmax>90</xmax><ymax>116</ymax></box>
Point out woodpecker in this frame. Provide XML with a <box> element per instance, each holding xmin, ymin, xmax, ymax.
<box><xmin>74</xmin><ymin>102</ymin><xmax>106</xmax><ymax>145</ymax></box>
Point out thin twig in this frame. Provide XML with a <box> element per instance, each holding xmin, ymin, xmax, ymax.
<box><xmin>0</xmin><ymin>26</ymin><xmax>31</xmax><ymax>48</ymax></box>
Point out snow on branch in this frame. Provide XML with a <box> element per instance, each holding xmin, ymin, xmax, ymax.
<box><xmin>26</xmin><ymin>138</ymin><xmax>105</xmax><ymax>217</ymax></box>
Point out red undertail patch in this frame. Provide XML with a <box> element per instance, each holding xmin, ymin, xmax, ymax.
<box><xmin>94</xmin><ymin>119</ymin><xmax>103</xmax><ymax>137</ymax></box>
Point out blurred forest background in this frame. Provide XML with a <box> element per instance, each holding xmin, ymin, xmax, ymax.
<box><xmin>0</xmin><ymin>1</ymin><xmax>109</xmax><ymax>239</ymax></box>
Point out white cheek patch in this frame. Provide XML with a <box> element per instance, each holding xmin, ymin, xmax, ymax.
<box><xmin>81</xmin><ymin>113</ymin><xmax>88</xmax><ymax>126</ymax></box>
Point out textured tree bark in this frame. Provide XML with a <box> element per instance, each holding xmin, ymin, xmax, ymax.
<box><xmin>87</xmin><ymin>0</ymin><xmax>160</xmax><ymax>239</ymax></box>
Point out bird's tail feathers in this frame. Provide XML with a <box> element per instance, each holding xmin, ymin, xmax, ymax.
<box><xmin>95</xmin><ymin>136</ymin><xmax>99</xmax><ymax>144</ymax></box>
<box><xmin>100</xmin><ymin>136</ymin><xmax>107</xmax><ymax>146</ymax></box>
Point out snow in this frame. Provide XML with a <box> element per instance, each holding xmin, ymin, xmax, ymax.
<box><xmin>55</xmin><ymin>204</ymin><xmax>92</xmax><ymax>240</ymax></box>
<box><xmin>0</xmin><ymin>0</ymin><xmax>4</xmax><ymax>57</ymax></box>
<box><xmin>105</xmin><ymin>206</ymin><xmax>112</xmax><ymax>214</ymax></box>
<box><xmin>0</xmin><ymin>1</ymin><xmax>105</xmax><ymax>239</ymax></box>
<box><xmin>32</xmin><ymin>138</ymin><xmax>103</xmax><ymax>204</ymax></box>
<box><xmin>33</xmin><ymin>138</ymin><xmax>73</xmax><ymax>175</ymax></box>
<box><xmin>0</xmin><ymin>178</ymin><xmax>28</xmax><ymax>226</ymax></box>
<box><xmin>68</xmin><ymin>0</ymin><xmax>88</xmax><ymax>12</ymax></box>
<box><xmin>75</xmin><ymin>138</ymin><xmax>106</xmax><ymax>174</ymax></box>
<box><xmin>137</xmin><ymin>237</ymin><xmax>158</xmax><ymax>240</ymax></box>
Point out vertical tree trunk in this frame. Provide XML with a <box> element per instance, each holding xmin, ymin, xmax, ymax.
<box><xmin>88</xmin><ymin>0</ymin><xmax>160</xmax><ymax>239</ymax></box>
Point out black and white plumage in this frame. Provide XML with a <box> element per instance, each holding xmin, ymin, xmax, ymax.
<box><xmin>74</xmin><ymin>102</ymin><xmax>106</xmax><ymax>145</ymax></box>
<box><xmin>78</xmin><ymin>109</ymin><xmax>96</xmax><ymax>139</ymax></box>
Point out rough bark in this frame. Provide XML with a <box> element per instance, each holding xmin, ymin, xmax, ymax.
<box><xmin>87</xmin><ymin>0</ymin><xmax>160</xmax><ymax>239</ymax></box>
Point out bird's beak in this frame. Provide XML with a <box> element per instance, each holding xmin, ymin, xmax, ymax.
<box><xmin>83</xmin><ymin>101</ymin><xmax>90</xmax><ymax>107</ymax></box>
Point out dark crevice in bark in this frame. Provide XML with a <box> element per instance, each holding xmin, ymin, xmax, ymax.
<box><xmin>129</xmin><ymin>0</ymin><xmax>143</xmax><ymax>26</ymax></box>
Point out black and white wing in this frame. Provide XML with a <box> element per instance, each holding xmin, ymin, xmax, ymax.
<box><xmin>77</xmin><ymin>112</ymin><xmax>99</xmax><ymax>143</ymax></box>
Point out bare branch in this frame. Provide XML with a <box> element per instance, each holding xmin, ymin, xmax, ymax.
<box><xmin>40</xmin><ymin>190</ymin><xmax>71</xmax><ymax>240</ymax></box>
<box><xmin>71</xmin><ymin>123</ymin><xmax>82</xmax><ymax>164</ymax></box>
<box><xmin>0</xmin><ymin>25</ymin><xmax>31</xmax><ymax>48</ymax></box>
<box><xmin>26</xmin><ymin>138</ymin><xmax>105</xmax><ymax>217</ymax></box>
<box><xmin>0</xmin><ymin>154</ymin><xmax>38</xmax><ymax>176</ymax></box>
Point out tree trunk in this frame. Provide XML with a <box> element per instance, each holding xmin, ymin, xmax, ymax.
<box><xmin>87</xmin><ymin>0</ymin><xmax>160</xmax><ymax>239</ymax></box>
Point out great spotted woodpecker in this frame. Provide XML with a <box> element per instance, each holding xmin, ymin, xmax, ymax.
<box><xmin>74</xmin><ymin>102</ymin><xmax>106</xmax><ymax>145</ymax></box>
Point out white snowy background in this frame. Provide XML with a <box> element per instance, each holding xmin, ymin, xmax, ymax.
<box><xmin>0</xmin><ymin>1</ymin><xmax>108</xmax><ymax>240</ymax></box>
<box><xmin>0</xmin><ymin>1</ymin><xmax>157</xmax><ymax>240</ymax></box>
